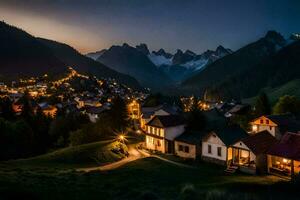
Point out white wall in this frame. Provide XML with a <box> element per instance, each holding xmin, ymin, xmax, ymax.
<box><xmin>256</xmin><ymin>125</ymin><xmax>276</xmax><ymax>137</ymax></box>
<box><xmin>202</xmin><ymin>133</ymin><xmax>227</xmax><ymax>161</ymax></box>
<box><xmin>165</xmin><ymin>125</ymin><xmax>185</xmax><ymax>140</ymax></box>
<box><xmin>145</xmin><ymin>135</ymin><xmax>165</xmax><ymax>153</ymax></box>
<box><xmin>88</xmin><ymin>113</ymin><xmax>98</xmax><ymax>123</ymax></box>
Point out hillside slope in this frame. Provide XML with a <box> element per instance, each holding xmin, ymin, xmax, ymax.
<box><xmin>214</xmin><ymin>40</ymin><xmax>300</xmax><ymax>100</ymax></box>
<box><xmin>6</xmin><ymin>140</ymin><xmax>126</xmax><ymax>169</ymax></box>
<box><xmin>182</xmin><ymin>31</ymin><xmax>286</xmax><ymax>96</ymax></box>
<box><xmin>0</xmin><ymin>21</ymin><xmax>67</xmax><ymax>81</ymax></box>
<box><xmin>38</xmin><ymin>39</ymin><xmax>142</xmax><ymax>89</ymax></box>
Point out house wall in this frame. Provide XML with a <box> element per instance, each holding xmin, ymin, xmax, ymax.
<box><xmin>88</xmin><ymin>113</ymin><xmax>98</xmax><ymax>123</ymax></box>
<box><xmin>251</xmin><ymin>116</ymin><xmax>281</xmax><ymax>139</ymax></box>
<box><xmin>232</xmin><ymin>141</ymin><xmax>256</xmax><ymax>162</ymax></box>
<box><xmin>165</xmin><ymin>125</ymin><xmax>185</xmax><ymax>141</ymax></box>
<box><xmin>145</xmin><ymin>135</ymin><xmax>165</xmax><ymax>153</ymax></box>
<box><xmin>202</xmin><ymin>133</ymin><xmax>227</xmax><ymax>165</ymax></box>
<box><xmin>174</xmin><ymin>141</ymin><xmax>196</xmax><ymax>159</ymax></box>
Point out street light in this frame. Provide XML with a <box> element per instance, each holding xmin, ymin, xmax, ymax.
<box><xmin>118</xmin><ymin>134</ymin><xmax>126</xmax><ymax>144</ymax></box>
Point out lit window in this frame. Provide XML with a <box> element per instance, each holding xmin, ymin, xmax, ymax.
<box><xmin>266</xmin><ymin>120</ymin><xmax>269</xmax><ymax>124</ymax></box>
<box><xmin>260</xmin><ymin>119</ymin><xmax>263</xmax><ymax>124</ymax></box>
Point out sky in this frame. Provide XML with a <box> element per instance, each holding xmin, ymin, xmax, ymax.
<box><xmin>0</xmin><ymin>0</ymin><xmax>299</xmax><ymax>54</ymax></box>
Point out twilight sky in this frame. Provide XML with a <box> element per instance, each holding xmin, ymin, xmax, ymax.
<box><xmin>0</xmin><ymin>0</ymin><xmax>299</xmax><ymax>54</ymax></box>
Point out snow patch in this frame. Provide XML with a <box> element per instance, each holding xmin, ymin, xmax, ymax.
<box><xmin>148</xmin><ymin>53</ymin><xmax>172</xmax><ymax>66</ymax></box>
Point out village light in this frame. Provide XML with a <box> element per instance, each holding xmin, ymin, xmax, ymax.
<box><xmin>283</xmin><ymin>158</ymin><xmax>288</xmax><ymax>163</ymax></box>
<box><xmin>252</xmin><ymin>125</ymin><xmax>258</xmax><ymax>132</ymax></box>
<box><xmin>118</xmin><ymin>134</ymin><xmax>126</xmax><ymax>143</ymax></box>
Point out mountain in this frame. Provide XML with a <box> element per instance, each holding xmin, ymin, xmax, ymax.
<box><xmin>96</xmin><ymin>43</ymin><xmax>172</xmax><ymax>90</ymax></box>
<box><xmin>182</xmin><ymin>31</ymin><xmax>287</xmax><ymax>97</ymax></box>
<box><xmin>0</xmin><ymin>21</ymin><xmax>67</xmax><ymax>81</ymax></box>
<box><xmin>38</xmin><ymin>39</ymin><xmax>141</xmax><ymax>89</ymax></box>
<box><xmin>135</xmin><ymin>43</ymin><xmax>150</xmax><ymax>55</ymax></box>
<box><xmin>86</xmin><ymin>50</ymin><xmax>107</xmax><ymax>60</ymax></box>
<box><xmin>214</xmin><ymin>40</ymin><xmax>300</xmax><ymax>101</ymax></box>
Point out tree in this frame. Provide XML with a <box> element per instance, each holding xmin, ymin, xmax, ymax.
<box><xmin>49</xmin><ymin>112</ymin><xmax>89</xmax><ymax>147</ymax></box>
<box><xmin>0</xmin><ymin>97</ymin><xmax>15</xmax><ymax>120</ymax></box>
<box><xmin>31</xmin><ymin>107</ymin><xmax>52</xmax><ymax>154</ymax></box>
<box><xmin>109</xmin><ymin>96</ymin><xmax>129</xmax><ymax>132</ymax></box>
<box><xmin>20</xmin><ymin>91</ymin><xmax>34</xmax><ymax>122</ymax></box>
<box><xmin>253</xmin><ymin>92</ymin><xmax>271</xmax><ymax>117</ymax></box>
<box><xmin>273</xmin><ymin>95</ymin><xmax>300</xmax><ymax>115</ymax></box>
<box><xmin>186</xmin><ymin>99</ymin><xmax>206</xmax><ymax>131</ymax></box>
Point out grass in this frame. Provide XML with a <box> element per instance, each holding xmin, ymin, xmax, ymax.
<box><xmin>0</xmin><ymin>155</ymin><xmax>295</xmax><ymax>200</ymax></box>
<box><xmin>243</xmin><ymin>79</ymin><xmax>300</xmax><ymax>105</ymax></box>
<box><xmin>1</xmin><ymin>140</ymin><xmax>127</xmax><ymax>169</ymax></box>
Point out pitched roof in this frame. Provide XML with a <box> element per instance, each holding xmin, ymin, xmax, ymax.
<box><xmin>267</xmin><ymin>132</ymin><xmax>300</xmax><ymax>161</ymax></box>
<box><xmin>141</xmin><ymin>104</ymin><xmax>179</xmax><ymax>118</ymax></box>
<box><xmin>146</xmin><ymin>115</ymin><xmax>185</xmax><ymax>128</ymax></box>
<box><xmin>175</xmin><ymin>130</ymin><xmax>207</xmax><ymax>145</ymax></box>
<box><xmin>212</xmin><ymin>126</ymin><xmax>249</xmax><ymax>146</ymax></box>
<box><xmin>240</xmin><ymin>130</ymin><xmax>278</xmax><ymax>155</ymax></box>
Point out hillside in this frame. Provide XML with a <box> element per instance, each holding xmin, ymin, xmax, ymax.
<box><xmin>212</xmin><ymin>40</ymin><xmax>300</xmax><ymax>101</ymax></box>
<box><xmin>5</xmin><ymin>140</ymin><xmax>126</xmax><ymax>169</ymax></box>
<box><xmin>96</xmin><ymin>43</ymin><xmax>172</xmax><ymax>90</ymax></box>
<box><xmin>0</xmin><ymin>21</ymin><xmax>67</xmax><ymax>81</ymax></box>
<box><xmin>244</xmin><ymin>79</ymin><xmax>300</xmax><ymax>105</ymax></box>
<box><xmin>182</xmin><ymin>31</ymin><xmax>287</xmax><ymax>96</ymax></box>
<box><xmin>38</xmin><ymin>39</ymin><xmax>142</xmax><ymax>90</ymax></box>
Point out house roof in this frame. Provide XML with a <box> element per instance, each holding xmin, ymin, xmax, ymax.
<box><xmin>227</xmin><ymin>104</ymin><xmax>250</xmax><ymax>114</ymax></box>
<box><xmin>85</xmin><ymin>106</ymin><xmax>107</xmax><ymax>114</ymax></box>
<box><xmin>175</xmin><ymin>130</ymin><xmax>207</xmax><ymax>145</ymax></box>
<box><xmin>146</xmin><ymin>115</ymin><xmax>185</xmax><ymax>128</ymax></box>
<box><xmin>240</xmin><ymin>131</ymin><xmax>278</xmax><ymax>155</ymax></box>
<box><xmin>266</xmin><ymin>114</ymin><xmax>300</xmax><ymax>133</ymax></box>
<box><xmin>211</xmin><ymin>126</ymin><xmax>249</xmax><ymax>146</ymax></box>
<box><xmin>141</xmin><ymin>104</ymin><xmax>179</xmax><ymax>119</ymax></box>
<box><xmin>267</xmin><ymin>132</ymin><xmax>300</xmax><ymax>161</ymax></box>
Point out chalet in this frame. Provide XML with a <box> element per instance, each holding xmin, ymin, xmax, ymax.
<box><xmin>228</xmin><ymin>130</ymin><xmax>278</xmax><ymax>174</ymax></box>
<box><xmin>251</xmin><ymin>114</ymin><xmax>300</xmax><ymax>139</ymax></box>
<box><xmin>173</xmin><ymin>109</ymin><xmax>227</xmax><ymax>160</ymax></box>
<box><xmin>201</xmin><ymin>126</ymin><xmax>248</xmax><ymax>165</ymax></box>
<box><xmin>267</xmin><ymin>132</ymin><xmax>300</xmax><ymax>179</ymax></box>
<box><xmin>174</xmin><ymin>130</ymin><xmax>206</xmax><ymax>159</ymax></box>
<box><xmin>144</xmin><ymin>115</ymin><xmax>185</xmax><ymax>153</ymax></box>
<box><xmin>140</xmin><ymin>104</ymin><xmax>179</xmax><ymax>130</ymax></box>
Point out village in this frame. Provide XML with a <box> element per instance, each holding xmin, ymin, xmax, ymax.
<box><xmin>128</xmin><ymin>97</ymin><xmax>300</xmax><ymax>180</ymax></box>
<box><xmin>0</xmin><ymin>67</ymin><xmax>147</xmax><ymax>122</ymax></box>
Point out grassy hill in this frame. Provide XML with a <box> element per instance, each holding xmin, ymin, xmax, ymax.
<box><xmin>244</xmin><ymin>79</ymin><xmax>300</xmax><ymax>105</ymax></box>
<box><xmin>2</xmin><ymin>140</ymin><xmax>126</xmax><ymax>169</ymax></box>
<box><xmin>0</xmin><ymin>157</ymin><xmax>291</xmax><ymax>200</ymax></box>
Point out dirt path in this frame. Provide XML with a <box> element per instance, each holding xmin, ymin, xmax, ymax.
<box><xmin>77</xmin><ymin>145</ymin><xmax>149</xmax><ymax>172</ymax></box>
<box><xmin>77</xmin><ymin>143</ymin><xmax>194</xmax><ymax>172</ymax></box>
